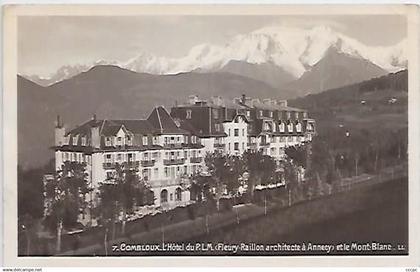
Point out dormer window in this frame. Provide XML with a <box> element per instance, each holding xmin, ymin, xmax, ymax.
<box><xmin>126</xmin><ymin>135</ymin><xmax>132</xmax><ymax>145</ymax></box>
<box><xmin>296</xmin><ymin>122</ymin><xmax>302</xmax><ymax>133</ymax></box>
<box><xmin>286</xmin><ymin>112</ymin><xmax>291</xmax><ymax>119</ymax></box>
<box><xmin>105</xmin><ymin>137</ymin><xmax>112</xmax><ymax>146</ymax></box>
<box><xmin>259</xmin><ymin>110</ymin><xmax>263</xmax><ymax>117</ymax></box>
<box><xmin>269</xmin><ymin>111</ymin><xmax>273</xmax><ymax>118</ymax></box>
<box><xmin>117</xmin><ymin>137</ymin><xmax>122</xmax><ymax>146</ymax></box>
<box><xmin>81</xmin><ymin>136</ymin><xmax>87</xmax><ymax>146</ymax></box>
<box><xmin>191</xmin><ymin>136</ymin><xmax>197</xmax><ymax>144</ymax></box>
<box><xmin>215</xmin><ymin>123</ymin><xmax>220</xmax><ymax>132</ymax></box>
<box><xmin>288</xmin><ymin>122</ymin><xmax>294</xmax><ymax>132</ymax></box>
<box><xmin>142</xmin><ymin>136</ymin><xmax>148</xmax><ymax>146</ymax></box>
<box><xmin>295</xmin><ymin>112</ymin><xmax>299</xmax><ymax>119</ymax></box>
<box><xmin>72</xmin><ymin>136</ymin><xmax>78</xmax><ymax>145</ymax></box>
<box><xmin>303</xmin><ymin>112</ymin><xmax>308</xmax><ymax>118</ymax></box>
<box><xmin>279</xmin><ymin>122</ymin><xmax>285</xmax><ymax>133</ymax></box>
<box><xmin>246</xmin><ymin>110</ymin><xmax>250</xmax><ymax>118</ymax></box>
<box><xmin>186</xmin><ymin>110</ymin><xmax>192</xmax><ymax>119</ymax></box>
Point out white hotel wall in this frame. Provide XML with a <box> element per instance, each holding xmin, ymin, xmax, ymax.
<box><xmin>223</xmin><ymin>116</ymin><xmax>248</xmax><ymax>156</ymax></box>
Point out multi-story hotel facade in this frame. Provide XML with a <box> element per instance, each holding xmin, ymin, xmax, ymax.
<box><xmin>171</xmin><ymin>95</ymin><xmax>316</xmax><ymax>164</ymax></box>
<box><xmin>53</xmin><ymin>95</ymin><xmax>316</xmax><ymax>221</ymax></box>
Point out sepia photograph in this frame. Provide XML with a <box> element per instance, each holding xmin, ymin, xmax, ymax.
<box><xmin>2</xmin><ymin>4</ymin><xmax>419</xmax><ymax>267</ymax></box>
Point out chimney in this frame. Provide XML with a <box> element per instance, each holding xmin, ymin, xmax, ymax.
<box><xmin>188</xmin><ymin>95</ymin><xmax>199</xmax><ymax>105</ymax></box>
<box><xmin>277</xmin><ymin>100</ymin><xmax>288</xmax><ymax>107</ymax></box>
<box><xmin>241</xmin><ymin>94</ymin><xmax>246</xmax><ymax>104</ymax></box>
<box><xmin>251</xmin><ymin>98</ymin><xmax>260</xmax><ymax>107</ymax></box>
<box><xmin>91</xmin><ymin>126</ymin><xmax>101</xmax><ymax>148</ymax></box>
<box><xmin>92</xmin><ymin>114</ymin><xmax>97</xmax><ymax>121</ymax></box>
<box><xmin>263</xmin><ymin>98</ymin><xmax>272</xmax><ymax>105</ymax></box>
<box><xmin>211</xmin><ymin>96</ymin><xmax>224</xmax><ymax>107</ymax></box>
<box><xmin>55</xmin><ymin>115</ymin><xmax>61</xmax><ymax>128</ymax></box>
<box><xmin>54</xmin><ymin>115</ymin><xmax>65</xmax><ymax>146</ymax></box>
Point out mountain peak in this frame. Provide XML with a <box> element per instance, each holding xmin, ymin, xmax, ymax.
<box><xmin>22</xmin><ymin>24</ymin><xmax>407</xmax><ymax>86</ymax></box>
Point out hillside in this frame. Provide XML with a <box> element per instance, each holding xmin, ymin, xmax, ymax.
<box><xmin>289</xmin><ymin>70</ymin><xmax>408</xmax><ymax>134</ymax></box>
<box><xmin>285</xmin><ymin>48</ymin><xmax>388</xmax><ymax>98</ymax></box>
<box><xmin>18</xmin><ymin>65</ymin><xmax>281</xmax><ymax>169</ymax></box>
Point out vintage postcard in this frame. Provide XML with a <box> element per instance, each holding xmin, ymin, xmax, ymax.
<box><xmin>2</xmin><ymin>4</ymin><xmax>420</xmax><ymax>267</ymax></box>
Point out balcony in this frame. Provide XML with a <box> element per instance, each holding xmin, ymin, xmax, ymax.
<box><xmin>103</xmin><ymin>162</ymin><xmax>116</xmax><ymax>169</ymax></box>
<box><xmin>141</xmin><ymin>160</ymin><xmax>155</xmax><ymax>167</ymax></box>
<box><xmin>163</xmin><ymin>143</ymin><xmax>182</xmax><ymax>149</ymax></box>
<box><xmin>123</xmin><ymin>161</ymin><xmax>140</xmax><ymax>169</ymax></box>
<box><xmin>163</xmin><ymin>158</ymin><xmax>185</xmax><ymax>165</ymax></box>
<box><xmin>190</xmin><ymin>157</ymin><xmax>202</xmax><ymax>163</ymax></box>
<box><xmin>214</xmin><ymin>143</ymin><xmax>226</xmax><ymax>149</ymax></box>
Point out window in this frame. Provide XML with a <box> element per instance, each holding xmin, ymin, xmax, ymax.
<box><xmin>105</xmin><ymin>137</ymin><xmax>112</xmax><ymax>146</ymax></box>
<box><xmin>279</xmin><ymin>123</ymin><xmax>285</xmax><ymax>132</ymax></box>
<box><xmin>154</xmin><ymin>168</ymin><xmax>158</xmax><ymax>178</ymax></box>
<box><xmin>288</xmin><ymin>122</ymin><xmax>294</xmax><ymax>132</ymax></box>
<box><xmin>295</xmin><ymin>112</ymin><xmax>299</xmax><ymax>119</ymax></box>
<box><xmin>259</xmin><ymin>110</ymin><xmax>263</xmax><ymax>117</ymax></box>
<box><xmin>215</xmin><ymin>123</ymin><xmax>220</xmax><ymax>132</ymax></box>
<box><xmin>184</xmin><ymin>165</ymin><xmax>188</xmax><ymax>174</ymax></box>
<box><xmin>269</xmin><ymin>111</ymin><xmax>273</xmax><ymax>118</ymax></box>
<box><xmin>228</xmin><ymin>129</ymin><xmax>231</xmax><ymax>136</ymax></box>
<box><xmin>186</xmin><ymin>110</ymin><xmax>192</xmax><ymax>119</ymax></box>
<box><xmin>228</xmin><ymin>143</ymin><xmax>231</xmax><ymax>151</ymax></box>
<box><xmin>152</xmin><ymin>136</ymin><xmax>158</xmax><ymax>145</ymax></box>
<box><xmin>234</xmin><ymin>142</ymin><xmax>239</xmax><ymax>151</ymax></box>
<box><xmin>286</xmin><ymin>112</ymin><xmax>291</xmax><ymax>119</ymax></box>
<box><xmin>105</xmin><ymin>154</ymin><xmax>112</xmax><ymax>162</ymax></box>
<box><xmin>303</xmin><ymin>112</ymin><xmax>308</xmax><ymax>118</ymax></box>
<box><xmin>117</xmin><ymin>137</ymin><xmax>122</xmax><ymax>144</ymax></box>
<box><xmin>242</xmin><ymin>142</ymin><xmax>245</xmax><ymax>150</ymax></box>
<box><xmin>164</xmin><ymin>167</ymin><xmax>169</xmax><ymax>177</ymax></box>
<box><xmin>175</xmin><ymin>188</ymin><xmax>182</xmax><ymax>201</ymax></box>
<box><xmin>81</xmin><ymin>137</ymin><xmax>87</xmax><ymax>146</ymax></box>
<box><xmin>117</xmin><ymin>154</ymin><xmax>122</xmax><ymax>161</ymax></box>
<box><xmin>246</xmin><ymin>110</ymin><xmax>250</xmax><ymax>117</ymax></box>
<box><xmin>234</xmin><ymin>129</ymin><xmax>239</xmax><ymax>137</ymax></box>
<box><xmin>170</xmin><ymin>193</ymin><xmax>173</xmax><ymax>201</ymax></box>
<box><xmin>242</xmin><ymin>129</ymin><xmax>245</xmax><ymax>136</ymax></box>
<box><xmin>296</xmin><ymin>123</ymin><xmax>302</xmax><ymax>133</ymax></box>
<box><xmin>106</xmin><ymin>172</ymin><xmax>114</xmax><ymax>180</ymax></box>
<box><xmin>191</xmin><ymin>136</ymin><xmax>197</xmax><ymax>144</ymax></box>
<box><xmin>142</xmin><ymin>136</ymin><xmax>148</xmax><ymax>146</ymax></box>
<box><xmin>161</xmin><ymin>189</ymin><xmax>168</xmax><ymax>203</ymax></box>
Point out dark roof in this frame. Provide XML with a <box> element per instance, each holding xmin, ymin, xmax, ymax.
<box><xmin>108</xmin><ymin>120</ymin><xmax>157</xmax><ymax>135</ymax></box>
<box><xmin>147</xmin><ymin>106</ymin><xmax>189</xmax><ymax>135</ymax></box>
<box><xmin>66</xmin><ymin>119</ymin><xmax>102</xmax><ymax>136</ymax></box>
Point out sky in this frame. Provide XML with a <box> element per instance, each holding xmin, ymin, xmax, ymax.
<box><xmin>18</xmin><ymin>15</ymin><xmax>407</xmax><ymax>77</ymax></box>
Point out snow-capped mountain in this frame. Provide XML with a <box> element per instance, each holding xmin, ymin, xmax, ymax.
<box><xmin>23</xmin><ymin>25</ymin><xmax>407</xmax><ymax>87</ymax></box>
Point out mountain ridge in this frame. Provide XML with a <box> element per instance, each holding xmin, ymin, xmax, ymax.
<box><xmin>23</xmin><ymin>25</ymin><xmax>406</xmax><ymax>87</ymax></box>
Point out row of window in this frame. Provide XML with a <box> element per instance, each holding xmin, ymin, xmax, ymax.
<box><xmin>186</xmin><ymin>108</ymin><xmax>308</xmax><ymax>121</ymax></box>
<box><xmin>160</xmin><ymin>188</ymin><xmax>182</xmax><ymax>203</ymax></box>
<box><xmin>62</xmin><ymin>152</ymin><xmax>91</xmax><ymax>164</ymax></box>
<box><xmin>227</xmin><ymin>128</ymin><xmax>246</xmax><ymax>137</ymax></box>
<box><xmin>140</xmin><ymin>164</ymin><xmax>201</xmax><ymax>180</ymax></box>
<box><xmin>104</xmin><ymin>135</ymin><xmax>198</xmax><ymax>147</ymax></box>
<box><xmin>227</xmin><ymin>142</ymin><xmax>246</xmax><ymax>151</ymax></box>
<box><xmin>259</xmin><ymin>135</ymin><xmax>305</xmax><ymax>144</ymax></box>
<box><xmin>104</xmin><ymin>149</ymin><xmax>203</xmax><ymax>162</ymax></box>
